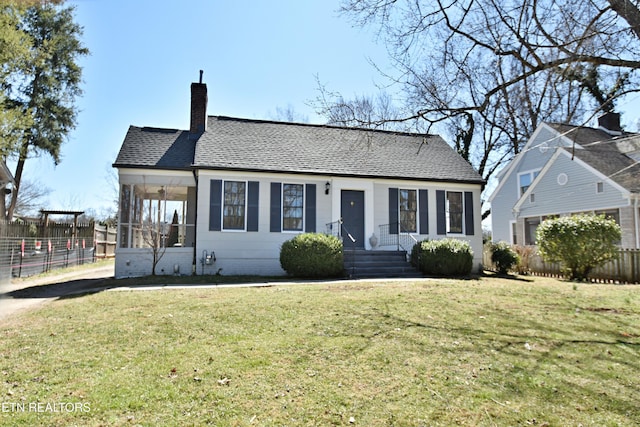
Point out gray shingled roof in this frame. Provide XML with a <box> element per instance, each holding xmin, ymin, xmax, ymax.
<box><xmin>114</xmin><ymin>126</ymin><xmax>196</xmax><ymax>169</ymax></box>
<box><xmin>193</xmin><ymin>116</ymin><xmax>483</xmax><ymax>183</ymax></box>
<box><xmin>547</xmin><ymin>123</ymin><xmax>640</xmax><ymax>193</ymax></box>
<box><xmin>114</xmin><ymin>116</ymin><xmax>484</xmax><ymax>184</ymax></box>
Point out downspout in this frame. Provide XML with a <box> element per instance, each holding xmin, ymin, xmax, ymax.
<box><xmin>634</xmin><ymin>196</ymin><xmax>639</xmax><ymax>249</ymax></box>
<box><xmin>192</xmin><ymin>168</ymin><xmax>198</xmax><ymax>274</ymax></box>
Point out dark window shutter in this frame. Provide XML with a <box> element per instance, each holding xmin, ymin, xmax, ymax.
<box><xmin>247</xmin><ymin>181</ymin><xmax>259</xmax><ymax>232</ymax></box>
<box><xmin>419</xmin><ymin>189</ymin><xmax>429</xmax><ymax>235</ymax></box>
<box><xmin>464</xmin><ymin>191</ymin><xmax>475</xmax><ymax>236</ymax></box>
<box><xmin>436</xmin><ymin>190</ymin><xmax>446</xmax><ymax>235</ymax></box>
<box><xmin>209</xmin><ymin>179</ymin><xmax>222</xmax><ymax>231</ymax></box>
<box><xmin>305</xmin><ymin>184</ymin><xmax>316</xmax><ymax>232</ymax></box>
<box><xmin>270</xmin><ymin>182</ymin><xmax>281</xmax><ymax>232</ymax></box>
<box><xmin>389</xmin><ymin>188</ymin><xmax>399</xmax><ymax>234</ymax></box>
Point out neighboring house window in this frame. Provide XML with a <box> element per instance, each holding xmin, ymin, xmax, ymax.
<box><xmin>524</xmin><ymin>217</ymin><xmax>540</xmax><ymax>245</ymax></box>
<box><xmin>399</xmin><ymin>189</ymin><xmax>417</xmax><ymax>232</ymax></box>
<box><xmin>510</xmin><ymin>220</ymin><xmax>518</xmax><ymax>245</ymax></box>
<box><xmin>283</xmin><ymin>183</ymin><xmax>304</xmax><ymax>231</ymax></box>
<box><xmin>518</xmin><ymin>170</ymin><xmax>540</xmax><ymax>196</ymax></box>
<box><xmin>446</xmin><ymin>191</ymin><xmax>464</xmax><ymax>234</ymax></box>
<box><xmin>223</xmin><ymin>181</ymin><xmax>246</xmax><ymax>230</ymax></box>
<box><xmin>595</xmin><ymin>209</ymin><xmax>620</xmax><ymax>226</ymax></box>
<box><xmin>596</xmin><ymin>182</ymin><xmax>604</xmax><ymax>193</ymax></box>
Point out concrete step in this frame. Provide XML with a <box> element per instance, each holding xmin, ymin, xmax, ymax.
<box><xmin>343</xmin><ymin>250</ymin><xmax>422</xmax><ymax>279</ymax></box>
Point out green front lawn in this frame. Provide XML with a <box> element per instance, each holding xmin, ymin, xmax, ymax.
<box><xmin>1</xmin><ymin>275</ymin><xmax>639</xmax><ymax>426</ymax></box>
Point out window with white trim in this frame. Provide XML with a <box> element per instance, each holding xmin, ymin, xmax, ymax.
<box><xmin>223</xmin><ymin>181</ymin><xmax>246</xmax><ymax>230</ymax></box>
<box><xmin>399</xmin><ymin>189</ymin><xmax>417</xmax><ymax>232</ymax></box>
<box><xmin>518</xmin><ymin>170</ymin><xmax>540</xmax><ymax>196</ymax></box>
<box><xmin>446</xmin><ymin>191</ymin><xmax>463</xmax><ymax>233</ymax></box>
<box><xmin>283</xmin><ymin>183</ymin><xmax>304</xmax><ymax>231</ymax></box>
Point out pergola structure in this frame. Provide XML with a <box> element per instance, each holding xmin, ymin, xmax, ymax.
<box><xmin>40</xmin><ymin>209</ymin><xmax>85</xmax><ymax>241</ymax></box>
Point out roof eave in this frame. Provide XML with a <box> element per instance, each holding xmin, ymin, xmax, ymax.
<box><xmin>192</xmin><ymin>165</ymin><xmax>485</xmax><ymax>185</ymax></box>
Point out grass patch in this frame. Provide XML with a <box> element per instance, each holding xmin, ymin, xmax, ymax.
<box><xmin>1</xmin><ymin>276</ymin><xmax>639</xmax><ymax>426</ymax></box>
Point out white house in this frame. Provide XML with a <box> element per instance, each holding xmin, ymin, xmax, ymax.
<box><xmin>112</xmin><ymin>76</ymin><xmax>485</xmax><ymax>278</ymax></box>
<box><xmin>489</xmin><ymin>113</ymin><xmax>640</xmax><ymax>248</ymax></box>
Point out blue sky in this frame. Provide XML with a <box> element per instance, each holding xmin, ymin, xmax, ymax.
<box><xmin>14</xmin><ymin>0</ymin><xmax>640</xmax><ymax>217</ymax></box>
<box><xmin>20</xmin><ymin>0</ymin><xmax>390</xmax><ymax>215</ymax></box>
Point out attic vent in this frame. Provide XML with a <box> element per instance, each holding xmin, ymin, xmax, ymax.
<box><xmin>538</xmin><ymin>142</ymin><xmax>548</xmax><ymax>153</ymax></box>
<box><xmin>557</xmin><ymin>173</ymin><xmax>568</xmax><ymax>186</ymax></box>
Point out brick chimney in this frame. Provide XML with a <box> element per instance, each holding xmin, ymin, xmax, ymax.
<box><xmin>597</xmin><ymin>111</ymin><xmax>622</xmax><ymax>135</ymax></box>
<box><xmin>190</xmin><ymin>70</ymin><xmax>207</xmax><ymax>135</ymax></box>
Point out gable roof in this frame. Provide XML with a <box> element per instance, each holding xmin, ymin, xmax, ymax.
<box><xmin>115</xmin><ymin>116</ymin><xmax>484</xmax><ymax>184</ymax></box>
<box><xmin>513</xmin><ymin>148</ymin><xmax>634</xmax><ymax>213</ymax></box>
<box><xmin>546</xmin><ymin>123</ymin><xmax>640</xmax><ymax>193</ymax></box>
<box><xmin>546</xmin><ymin>123</ymin><xmax>623</xmax><ymax>146</ymax></box>
<box><xmin>569</xmin><ymin>140</ymin><xmax>640</xmax><ymax>194</ymax></box>
<box><xmin>489</xmin><ymin>122</ymin><xmax>640</xmax><ymax>202</ymax></box>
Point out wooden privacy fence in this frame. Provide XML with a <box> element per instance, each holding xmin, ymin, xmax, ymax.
<box><xmin>94</xmin><ymin>224</ymin><xmax>117</xmax><ymax>259</ymax></box>
<box><xmin>484</xmin><ymin>245</ymin><xmax>640</xmax><ymax>284</ymax></box>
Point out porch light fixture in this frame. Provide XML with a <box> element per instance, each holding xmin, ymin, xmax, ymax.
<box><xmin>325</xmin><ymin>181</ymin><xmax>331</xmax><ymax>195</ymax></box>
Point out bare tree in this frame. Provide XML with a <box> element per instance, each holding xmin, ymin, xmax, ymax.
<box><xmin>3</xmin><ymin>177</ymin><xmax>50</xmax><ymax>218</ymax></box>
<box><xmin>324</xmin><ymin>0</ymin><xmax>640</xmax><ymax>217</ymax></box>
<box><xmin>269</xmin><ymin>104</ymin><xmax>309</xmax><ymax>123</ymax></box>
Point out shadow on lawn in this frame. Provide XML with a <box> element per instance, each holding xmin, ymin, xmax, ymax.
<box><xmin>360</xmin><ymin>305</ymin><xmax>640</xmax><ymax>421</ymax></box>
<box><xmin>3</xmin><ymin>278</ymin><xmax>116</xmax><ymax>300</ymax></box>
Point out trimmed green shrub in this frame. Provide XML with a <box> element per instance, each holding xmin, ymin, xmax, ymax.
<box><xmin>490</xmin><ymin>242</ymin><xmax>520</xmax><ymax>274</ymax></box>
<box><xmin>412</xmin><ymin>238</ymin><xmax>473</xmax><ymax>276</ymax></box>
<box><xmin>280</xmin><ymin>233</ymin><xmax>344</xmax><ymax>278</ymax></box>
<box><xmin>536</xmin><ymin>214</ymin><xmax>621</xmax><ymax>281</ymax></box>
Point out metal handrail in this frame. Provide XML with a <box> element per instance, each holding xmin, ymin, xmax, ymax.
<box><xmin>378</xmin><ymin>222</ymin><xmax>419</xmax><ymax>261</ymax></box>
<box><xmin>326</xmin><ymin>219</ymin><xmax>357</xmax><ymax>277</ymax></box>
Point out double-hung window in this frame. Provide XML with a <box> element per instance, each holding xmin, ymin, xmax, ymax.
<box><xmin>270</xmin><ymin>182</ymin><xmax>316</xmax><ymax>233</ymax></box>
<box><xmin>399</xmin><ymin>189</ymin><xmax>417</xmax><ymax>232</ymax></box>
<box><xmin>283</xmin><ymin>184</ymin><xmax>304</xmax><ymax>231</ymax></box>
<box><xmin>446</xmin><ymin>191</ymin><xmax>463</xmax><ymax>234</ymax></box>
<box><xmin>223</xmin><ymin>181</ymin><xmax>246</xmax><ymax>230</ymax></box>
<box><xmin>518</xmin><ymin>170</ymin><xmax>540</xmax><ymax>196</ymax></box>
<box><xmin>209</xmin><ymin>179</ymin><xmax>258</xmax><ymax>232</ymax></box>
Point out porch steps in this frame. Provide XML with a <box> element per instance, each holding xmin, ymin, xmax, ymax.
<box><xmin>343</xmin><ymin>249</ymin><xmax>422</xmax><ymax>279</ymax></box>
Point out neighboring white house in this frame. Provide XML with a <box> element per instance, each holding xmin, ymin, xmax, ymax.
<box><xmin>112</xmin><ymin>76</ymin><xmax>485</xmax><ymax>278</ymax></box>
<box><xmin>489</xmin><ymin>113</ymin><xmax>640</xmax><ymax>248</ymax></box>
<box><xmin>0</xmin><ymin>160</ymin><xmax>13</xmax><ymax>195</ymax></box>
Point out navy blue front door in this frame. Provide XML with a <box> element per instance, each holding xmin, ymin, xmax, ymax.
<box><xmin>341</xmin><ymin>190</ymin><xmax>365</xmax><ymax>249</ymax></box>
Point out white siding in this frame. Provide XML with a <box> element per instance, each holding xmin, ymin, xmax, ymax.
<box><xmin>196</xmin><ymin>171</ymin><xmax>333</xmax><ymax>276</ymax></box>
<box><xmin>196</xmin><ymin>171</ymin><xmax>484</xmax><ymax>275</ymax></box>
<box><xmin>115</xmin><ymin>247</ymin><xmax>194</xmax><ymax>278</ymax></box>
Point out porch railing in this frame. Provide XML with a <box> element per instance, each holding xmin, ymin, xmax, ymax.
<box><xmin>378</xmin><ymin>222</ymin><xmax>419</xmax><ymax>261</ymax></box>
<box><xmin>326</xmin><ymin>220</ymin><xmax>357</xmax><ymax>277</ymax></box>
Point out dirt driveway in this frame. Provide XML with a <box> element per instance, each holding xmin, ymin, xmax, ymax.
<box><xmin>0</xmin><ymin>262</ymin><xmax>114</xmax><ymax>323</ymax></box>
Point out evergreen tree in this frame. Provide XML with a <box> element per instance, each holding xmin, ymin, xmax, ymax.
<box><xmin>0</xmin><ymin>1</ymin><xmax>88</xmax><ymax>220</ymax></box>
